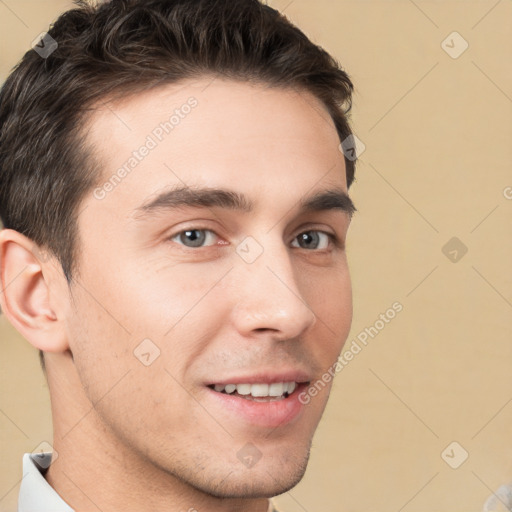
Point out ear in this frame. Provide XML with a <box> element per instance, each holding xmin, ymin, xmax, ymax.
<box><xmin>0</xmin><ymin>228</ymin><xmax>69</xmax><ymax>353</ymax></box>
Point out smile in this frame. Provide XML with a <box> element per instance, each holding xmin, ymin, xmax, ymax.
<box><xmin>208</xmin><ymin>382</ymin><xmax>298</xmax><ymax>401</ymax></box>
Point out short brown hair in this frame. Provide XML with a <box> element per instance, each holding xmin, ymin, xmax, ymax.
<box><xmin>0</xmin><ymin>0</ymin><xmax>356</xmax><ymax>374</ymax></box>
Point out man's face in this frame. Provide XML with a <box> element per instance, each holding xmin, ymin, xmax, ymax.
<box><xmin>64</xmin><ymin>78</ymin><xmax>353</xmax><ymax>497</ymax></box>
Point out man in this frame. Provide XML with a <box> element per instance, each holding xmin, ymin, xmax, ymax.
<box><xmin>0</xmin><ymin>0</ymin><xmax>357</xmax><ymax>510</ymax></box>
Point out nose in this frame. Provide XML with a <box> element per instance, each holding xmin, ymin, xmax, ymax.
<box><xmin>230</xmin><ymin>238</ymin><xmax>317</xmax><ymax>341</ymax></box>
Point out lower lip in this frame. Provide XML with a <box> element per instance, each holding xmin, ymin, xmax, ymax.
<box><xmin>205</xmin><ymin>383</ymin><xmax>309</xmax><ymax>429</ymax></box>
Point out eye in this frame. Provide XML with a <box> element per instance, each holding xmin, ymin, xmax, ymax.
<box><xmin>169</xmin><ymin>228</ymin><xmax>339</xmax><ymax>251</ymax></box>
<box><xmin>291</xmin><ymin>230</ymin><xmax>337</xmax><ymax>251</ymax></box>
<box><xmin>169</xmin><ymin>228</ymin><xmax>218</xmax><ymax>248</ymax></box>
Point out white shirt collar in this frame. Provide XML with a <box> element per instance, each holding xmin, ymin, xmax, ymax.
<box><xmin>18</xmin><ymin>452</ymin><xmax>74</xmax><ymax>511</ymax></box>
<box><xmin>18</xmin><ymin>452</ymin><xmax>279</xmax><ymax>512</ymax></box>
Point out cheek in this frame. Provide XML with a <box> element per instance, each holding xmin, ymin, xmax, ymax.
<box><xmin>64</xmin><ymin>271</ymin><xmax>142</xmax><ymax>405</ymax></box>
<box><xmin>65</xmin><ymin>265</ymin><xmax>223</xmax><ymax>402</ymax></box>
<box><xmin>66</xmin><ymin>301</ymin><xmax>132</xmax><ymax>402</ymax></box>
<box><xmin>117</xmin><ymin>256</ymin><xmax>231</xmax><ymax>337</ymax></box>
<box><xmin>306</xmin><ymin>265</ymin><xmax>353</xmax><ymax>363</ymax></box>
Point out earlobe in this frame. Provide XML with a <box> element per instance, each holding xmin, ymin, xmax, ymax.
<box><xmin>0</xmin><ymin>229</ymin><xmax>69</xmax><ymax>353</ymax></box>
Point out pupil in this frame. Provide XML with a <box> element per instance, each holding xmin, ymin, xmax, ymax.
<box><xmin>182</xmin><ymin>230</ymin><xmax>205</xmax><ymax>247</ymax></box>
<box><xmin>300</xmin><ymin>231</ymin><xmax>318</xmax><ymax>249</ymax></box>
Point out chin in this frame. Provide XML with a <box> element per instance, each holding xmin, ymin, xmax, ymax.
<box><xmin>203</xmin><ymin>448</ymin><xmax>311</xmax><ymax>499</ymax></box>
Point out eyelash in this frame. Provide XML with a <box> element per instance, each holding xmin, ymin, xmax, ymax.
<box><xmin>168</xmin><ymin>228</ymin><xmax>341</xmax><ymax>251</ymax></box>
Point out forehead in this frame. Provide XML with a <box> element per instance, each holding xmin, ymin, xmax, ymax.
<box><xmin>81</xmin><ymin>77</ymin><xmax>347</xmax><ymax>220</ymax></box>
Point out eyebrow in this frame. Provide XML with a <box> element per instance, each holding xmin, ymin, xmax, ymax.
<box><xmin>132</xmin><ymin>185</ymin><xmax>356</xmax><ymax>220</ymax></box>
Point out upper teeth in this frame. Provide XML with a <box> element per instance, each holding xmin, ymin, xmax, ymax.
<box><xmin>213</xmin><ymin>382</ymin><xmax>297</xmax><ymax>397</ymax></box>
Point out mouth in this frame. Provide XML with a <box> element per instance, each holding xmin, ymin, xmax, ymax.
<box><xmin>203</xmin><ymin>370</ymin><xmax>313</xmax><ymax>428</ymax></box>
<box><xmin>207</xmin><ymin>381</ymin><xmax>305</xmax><ymax>402</ymax></box>
<box><xmin>204</xmin><ymin>377</ymin><xmax>312</xmax><ymax>428</ymax></box>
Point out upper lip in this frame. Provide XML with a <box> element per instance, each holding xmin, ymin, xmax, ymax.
<box><xmin>205</xmin><ymin>369</ymin><xmax>312</xmax><ymax>386</ymax></box>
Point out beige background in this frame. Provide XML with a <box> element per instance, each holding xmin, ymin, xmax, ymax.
<box><xmin>1</xmin><ymin>1</ymin><xmax>511</xmax><ymax>511</ymax></box>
